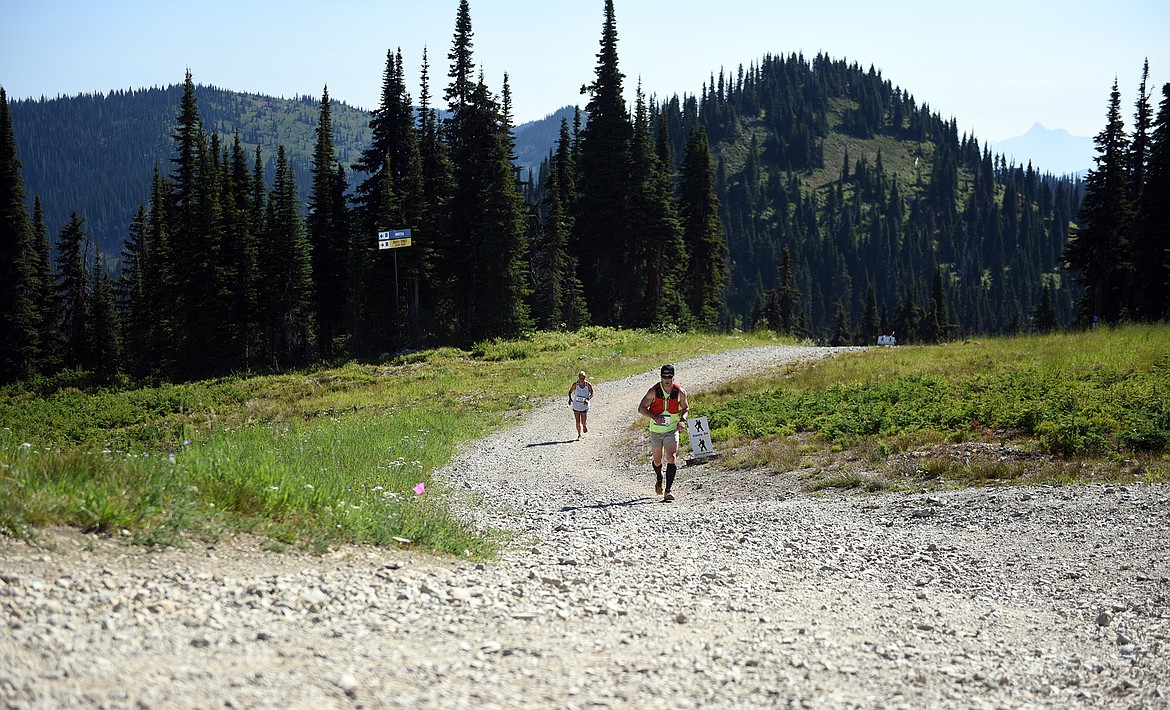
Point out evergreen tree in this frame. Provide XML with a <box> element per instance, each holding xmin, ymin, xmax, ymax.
<box><xmin>416</xmin><ymin>45</ymin><xmax>456</xmax><ymax>334</ymax></box>
<box><xmin>922</xmin><ymin>266</ymin><xmax>952</xmax><ymax>343</ymax></box>
<box><xmin>308</xmin><ymin>86</ymin><xmax>350</xmax><ymax>358</ymax></box>
<box><xmin>679</xmin><ymin>126</ymin><xmax>729</xmax><ymax>328</ymax></box>
<box><xmin>0</xmin><ymin>87</ymin><xmax>41</xmax><ymax>382</ymax></box>
<box><xmin>1030</xmin><ymin>281</ymin><xmax>1058</xmax><ymax>333</ymax></box>
<box><xmin>1132</xmin><ymin>80</ymin><xmax>1170</xmax><ymax>320</ymax></box>
<box><xmin>260</xmin><ymin>146</ymin><xmax>315</xmax><ymax>367</ymax></box>
<box><xmin>117</xmin><ymin>204</ymin><xmax>152</xmax><ymax>375</ymax></box>
<box><xmin>55</xmin><ymin>212</ymin><xmax>90</xmax><ymax>370</ymax></box>
<box><xmin>88</xmin><ymin>245</ymin><xmax>119</xmax><ymax>376</ymax></box>
<box><xmin>165</xmin><ymin>70</ymin><xmax>227</xmax><ymax>378</ymax></box>
<box><xmin>764</xmin><ymin>246</ymin><xmax>803</xmax><ymax>335</ymax></box>
<box><xmin>31</xmin><ymin>197</ymin><xmax>63</xmax><ymax>372</ymax></box>
<box><xmin>574</xmin><ymin>0</ymin><xmax>634</xmax><ymax>324</ymax></box>
<box><xmin>859</xmin><ymin>281</ymin><xmax>880</xmax><ymax>344</ymax></box>
<box><xmin>220</xmin><ymin>135</ymin><xmax>261</xmax><ymax>370</ymax></box>
<box><xmin>829</xmin><ymin>298</ymin><xmax>852</xmax><ymax>346</ymax></box>
<box><xmin>441</xmin><ymin>7</ymin><xmax>532</xmax><ymax>340</ymax></box>
<box><xmin>626</xmin><ymin>92</ymin><xmax>686</xmax><ymax>327</ymax></box>
<box><xmin>1063</xmin><ymin>79</ymin><xmax>1134</xmax><ymax>325</ymax></box>
<box><xmin>352</xmin><ymin>50</ymin><xmax>424</xmax><ymax>352</ymax></box>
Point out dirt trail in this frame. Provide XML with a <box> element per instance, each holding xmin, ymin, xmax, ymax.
<box><xmin>2</xmin><ymin>345</ymin><xmax>1167</xmax><ymax>708</ymax></box>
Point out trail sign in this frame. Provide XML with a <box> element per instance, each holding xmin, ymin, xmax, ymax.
<box><xmin>378</xmin><ymin>229</ymin><xmax>412</xmax><ymax>250</ymax></box>
<box><xmin>687</xmin><ymin>416</ymin><xmax>715</xmax><ymax>458</ymax></box>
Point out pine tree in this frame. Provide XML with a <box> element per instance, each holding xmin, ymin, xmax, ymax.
<box><xmin>626</xmin><ymin>91</ymin><xmax>685</xmax><ymax>327</ymax></box>
<box><xmin>440</xmin><ymin>7</ymin><xmax>532</xmax><ymax>341</ymax></box>
<box><xmin>679</xmin><ymin>127</ymin><xmax>729</xmax><ymax>328</ymax></box>
<box><xmin>574</xmin><ymin>0</ymin><xmax>633</xmax><ymax>325</ymax></box>
<box><xmin>923</xmin><ymin>266</ymin><xmax>952</xmax><ymax>343</ymax></box>
<box><xmin>1030</xmin><ymin>281</ymin><xmax>1058</xmax><ymax>333</ymax></box>
<box><xmin>1132</xmin><ymin>79</ymin><xmax>1170</xmax><ymax>320</ymax></box>
<box><xmin>259</xmin><ymin>146</ymin><xmax>315</xmax><ymax>367</ymax></box>
<box><xmin>829</xmin><ymin>298</ymin><xmax>852</xmax><ymax>346</ymax></box>
<box><xmin>859</xmin><ymin>281</ymin><xmax>880</xmax><ymax>344</ymax></box>
<box><xmin>117</xmin><ymin>204</ymin><xmax>152</xmax><ymax>375</ymax></box>
<box><xmin>308</xmin><ymin>86</ymin><xmax>350</xmax><ymax>358</ymax></box>
<box><xmin>88</xmin><ymin>245</ymin><xmax>119</xmax><ymax>376</ymax></box>
<box><xmin>31</xmin><ymin>197</ymin><xmax>63</xmax><ymax>373</ymax></box>
<box><xmin>416</xmin><ymin>45</ymin><xmax>456</xmax><ymax>334</ymax></box>
<box><xmin>352</xmin><ymin>50</ymin><xmax>424</xmax><ymax>352</ymax></box>
<box><xmin>765</xmin><ymin>246</ymin><xmax>803</xmax><ymax>336</ymax></box>
<box><xmin>55</xmin><ymin>212</ymin><xmax>90</xmax><ymax>370</ymax></box>
<box><xmin>0</xmin><ymin>87</ymin><xmax>41</xmax><ymax>382</ymax></box>
<box><xmin>166</xmin><ymin>70</ymin><xmax>227</xmax><ymax>378</ymax></box>
<box><xmin>220</xmin><ymin>134</ymin><xmax>261</xmax><ymax>370</ymax></box>
<box><xmin>1062</xmin><ymin>79</ymin><xmax>1134</xmax><ymax>325</ymax></box>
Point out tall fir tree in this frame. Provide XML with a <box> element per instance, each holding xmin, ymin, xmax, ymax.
<box><xmin>352</xmin><ymin>50</ymin><xmax>424</xmax><ymax>352</ymax></box>
<box><xmin>679</xmin><ymin>126</ymin><xmax>729</xmax><ymax>328</ymax></box>
<box><xmin>31</xmin><ymin>197</ymin><xmax>63</xmax><ymax>373</ymax></box>
<box><xmin>0</xmin><ymin>87</ymin><xmax>41</xmax><ymax>382</ymax></box>
<box><xmin>441</xmin><ymin>7</ymin><xmax>532</xmax><ymax>340</ymax></box>
<box><xmin>1131</xmin><ymin>79</ymin><xmax>1170</xmax><ymax>320</ymax></box>
<box><xmin>626</xmin><ymin>90</ymin><xmax>686</xmax><ymax>327</ymax></box>
<box><xmin>308</xmin><ymin>86</ymin><xmax>351</xmax><ymax>358</ymax></box>
<box><xmin>165</xmin><ymin>70</ymin><xmax>229</xmax><ymax>378</ymax></box>
<box><xmin>116</xmin><ymin>204</ymin><xmax>152</xmax><ymax>375</ymax></box>
<box><xmin>573</xmin><ymin>0</ymin><xmax>634</xmax><ymax>325</ymax></box>
<box><xmin>259</xmin><ymin>146</ymin><xmax>315</xmax><ymax>367</ymax></box>
<box><xmin>416</xmin><ymin>46</ymin><xmax>456</xmax><ymax>333</ymax></box>
<box><xmin>54</xmin><ymin>212</ymin><xmax>90</xmax><ymax>370</ymax></box>
<box><xmin>87</xmin><ymin>245</ymin><xmax>119</xmax><ymax>376</ymax></box>
<box><xmin>1063</xmin><ymin>79</ymin><xmax>1134</xmax><ymax>325</ymax></box>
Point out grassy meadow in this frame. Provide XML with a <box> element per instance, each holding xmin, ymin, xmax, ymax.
<box><xmin>699</xmin><ymin>324</ymin><xmax>1170</xmax><ymax>491</ymax></box>
<box><xmin>0</xmin><ymin>327</ymin><xmax>779</xmax><ymax>555</ymax></box>
<box><xmin>3</xmin><ymin>324</ymin><xmax>1167</xmax><ymax>557</ymax></box>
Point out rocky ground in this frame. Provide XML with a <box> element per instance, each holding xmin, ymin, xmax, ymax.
<box><xmin>2</xmin><ymin>345</ymin><xmax>1167</xmax><ymax>709</ymax></box>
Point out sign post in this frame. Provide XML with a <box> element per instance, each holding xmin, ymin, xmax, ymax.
<box><xmin>378</xmin><ymin>229</ymin><xmax>412</xmax><ymax>332</ymax></box>
<box><xmin>687</xmin><ymin>416</ymin><xmax>715</xmax><ymax>461</ymax></box>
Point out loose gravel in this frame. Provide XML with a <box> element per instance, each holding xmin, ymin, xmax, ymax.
<box><xmin>2</xmin><ymin>345</ymin><xmax>1167</xmax><ymax>709</ymax></box>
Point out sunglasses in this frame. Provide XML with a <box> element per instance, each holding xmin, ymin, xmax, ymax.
<box><xmin>661</xmin><ymin>374</ymin><xmax>674</xmax><ymax>379</ymax></box>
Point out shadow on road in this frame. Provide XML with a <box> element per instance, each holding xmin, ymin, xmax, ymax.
<box><xmin>559</xmin><ymin>497</ymin><xmax>658</xmax><ymax>512</ymax></box>
<box><xmin>525</xmin><ymin>439</ymin><xmax>578</xmax><ymax>447</ymax></box>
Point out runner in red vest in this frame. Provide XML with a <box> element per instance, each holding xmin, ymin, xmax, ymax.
<box><xmin>637</xmin><ymin>364</ymin><xmax>689</xmax><ymax>502</ymax></box>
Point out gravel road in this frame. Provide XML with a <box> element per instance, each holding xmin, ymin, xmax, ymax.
<box><xmin>2</xmin><ymin>345</ymin><xmax>1168</xmax><ymax>709</ymax></box>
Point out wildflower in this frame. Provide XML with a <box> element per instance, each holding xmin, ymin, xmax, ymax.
<box><xmin>413</xmin><ymin>482</ymin><xmax>426</xmax><ymax>495</ymax></box>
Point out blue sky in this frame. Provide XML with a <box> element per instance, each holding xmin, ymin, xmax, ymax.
<box><xmin>3</xmin><ymin>0</ymin><xmax>1167</xmax><ymax>142</ymax></box>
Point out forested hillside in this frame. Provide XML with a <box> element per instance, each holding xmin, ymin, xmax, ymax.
<box><xmin>634</xmin><ymin>53</ymin><xmax>1089</xmax><ymax>340</ymax></box>
<box><xmin>3</xmin><ymin>0</ymin><xmax>1165</xmax><ymax>387</ymax></box>
<box><xmin>9</xmin><ymin>86</ymin><xmax>373</xmax><ymax>260</ymax></box>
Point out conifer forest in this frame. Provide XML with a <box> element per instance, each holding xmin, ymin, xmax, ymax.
<box><xmin>2</xmin><ymin>0</ymin><xmax>1168</xmax><ymax>385</ymax></box>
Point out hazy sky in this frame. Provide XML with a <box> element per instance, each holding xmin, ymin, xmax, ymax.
<box><xmin>3</xmin><ymin>0</ymin><xmax>1167</xmax><ymax>142</ymax></box>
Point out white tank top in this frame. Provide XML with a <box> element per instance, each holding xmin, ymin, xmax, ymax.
<box><xmin>571</xmin><ymin>383</ymin><xmax>591</xmax><ymax>411</ymax></box>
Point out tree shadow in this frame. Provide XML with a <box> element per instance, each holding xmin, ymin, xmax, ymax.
<box><xmin>525</xmin><ymin>439</ymin><xmax>579</xmax><ymax>447</ymax></box>
<box><xmin>560</xmin><ymin>497</ymin><xmax>658</xmax><ymax>512</ymax></box>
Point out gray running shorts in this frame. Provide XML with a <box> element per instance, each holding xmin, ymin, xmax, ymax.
<box><xmin>649</xmin><ymin>429</ymin><xmax>679</xmax><ymax>448</ymax></box>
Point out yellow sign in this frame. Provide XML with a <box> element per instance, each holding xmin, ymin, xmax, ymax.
<box><xmin>378</xmin><ymin>237</ymin><xmax>411</xmax><ymax>250</ymax></box>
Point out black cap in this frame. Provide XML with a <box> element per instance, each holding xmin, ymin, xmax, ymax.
<box><xmin>660</xmin><ymin>364</ymin><xmax>675</xmax><ymax>376</ymax></box>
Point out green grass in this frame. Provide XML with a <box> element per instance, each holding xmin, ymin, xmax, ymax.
<box><xmin>702</xmin><ymin>324</ymin><xmax>1170</xmax><ymax>491</ymax></box>
<box><xmin>0</xmin><ymin>327</ymin><xmax>781</xmax><ymax>554</ymax></box>
<box><xmin>5</xmin><ymin>325</ymin><xmax>1167</xmax><ymax>552</ymax></box>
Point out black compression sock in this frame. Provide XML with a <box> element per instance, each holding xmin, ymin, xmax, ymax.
<box><xmin>665</xmin><ymin>463</ymin><xmax>676</xmax><ymax>492</ymax></box>
<box><xmin>654</xmin><ymin>464</ymin><xmax>662</xmax><ymax>482</ymax></box>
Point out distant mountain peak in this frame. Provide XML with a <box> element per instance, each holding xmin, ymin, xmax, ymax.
<box><xmin>991</xmin><ymin>124</ymin><xmax>1092</xmax><ymax>176</ymax></box>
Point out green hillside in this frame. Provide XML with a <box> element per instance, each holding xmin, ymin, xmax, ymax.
<box><xmin>10</xmin><ymin>85</ymin><xmax>374</xmax><ymax>259</ymax></box>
